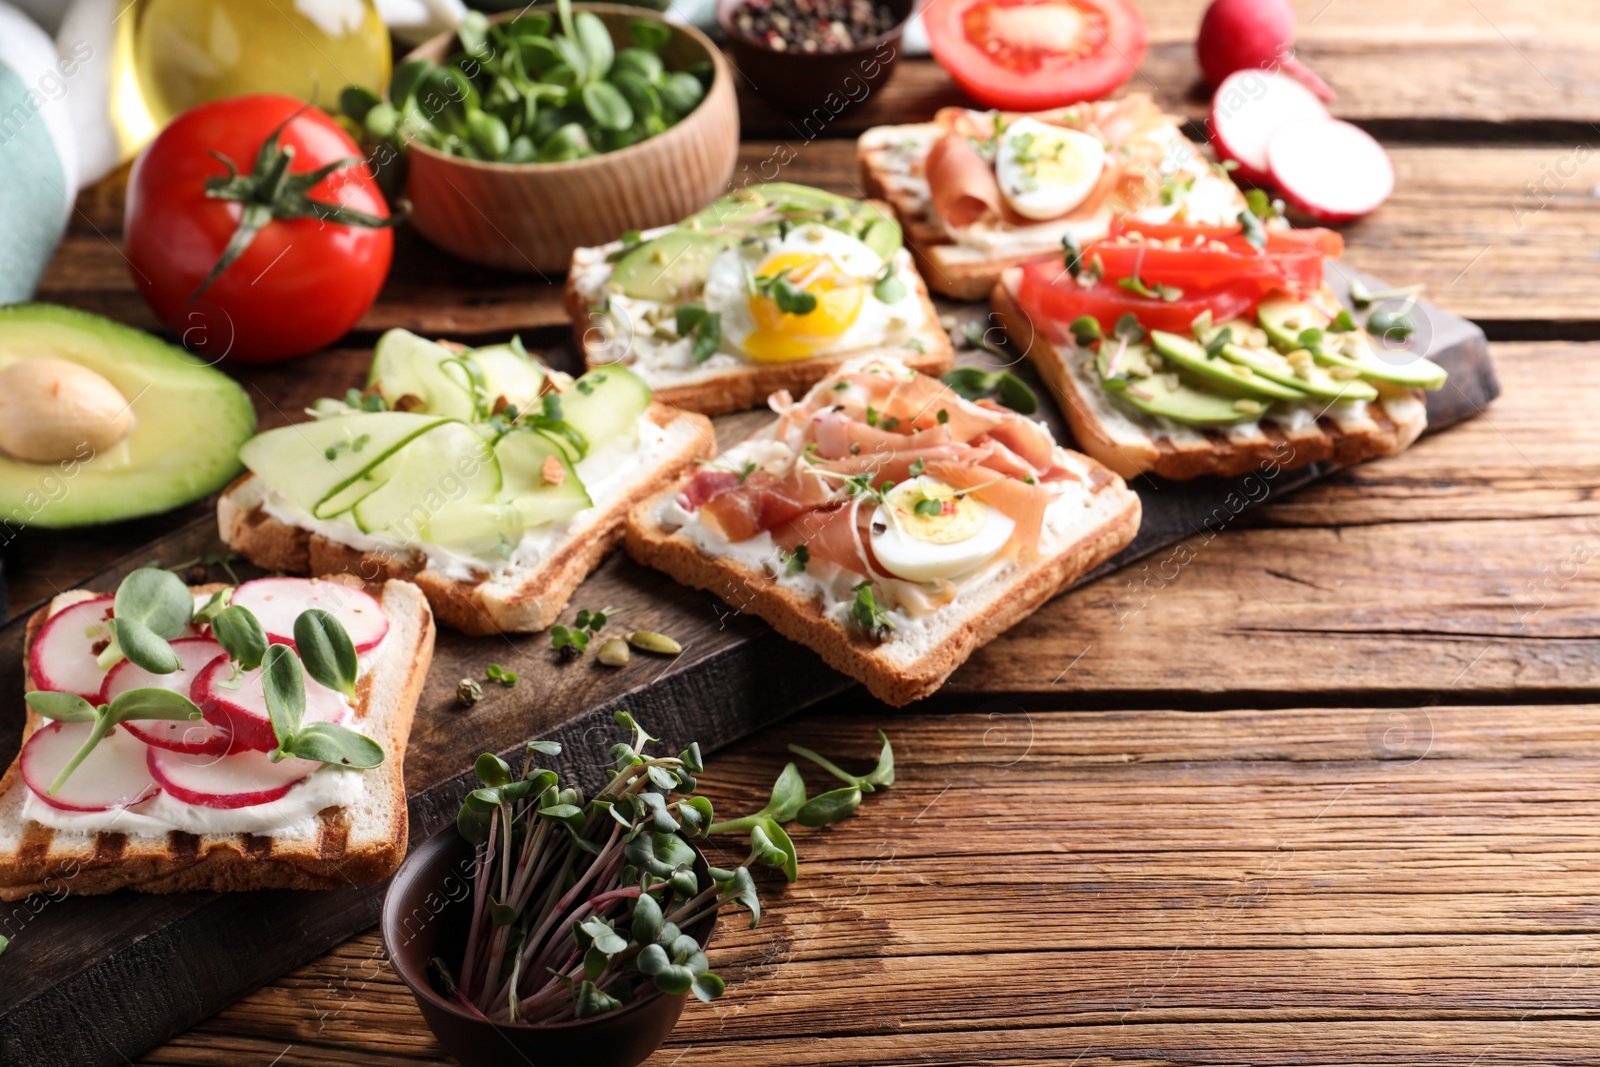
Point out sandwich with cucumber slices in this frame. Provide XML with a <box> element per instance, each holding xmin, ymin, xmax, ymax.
<box><xmin>991</xmin><ymin>217</ymin><xmax>1446</xmax><ymax>480</ymax></box>
<box><xmin>218</xmin><ymin>330</ymin><xmax>713</xmax><ymax>634</ymax></box>
<box><xmin>566</xmin><ymin>183</ymin><xmax>954</xmax><ymax>417</ymax></box>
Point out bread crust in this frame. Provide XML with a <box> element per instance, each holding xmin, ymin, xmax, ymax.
<box><xmin>219</xmin><ymin>404</ymin><xmax>715</xmax><ymax>635</ymax></box>
<box><xmin>563</xmin><ymin>202</ymin><xmax>956</xmax><ymax>417</ymax></box>
<box><xmin>990</xmin><ymin>271</ymin><xmax>1429</xmax><ymax>480</ymax></box>
<box><xmin>0</xmin><ymin>576</ymin><xmax>435</xmax><ymax>900</ymax></box>
<box><xmin>625</xmin><ymin>469</ymin><xmax>1140</xmax><ymax>707</ymax></box>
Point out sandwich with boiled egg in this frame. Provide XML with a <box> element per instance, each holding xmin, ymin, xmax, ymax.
<box><xmin>625</xmin><ymin>356</ymin><xmax>1141</xmax><ymax>705</ymax></box>
<box><xmin>859</xmin><ymin>95</ymin><xmax>1248</xmax><ymax>300</ymax></box>
<box><xmin>565</xmin><ymin>183</ymin><xmax>954</xmax><ymax>417</ymax></box>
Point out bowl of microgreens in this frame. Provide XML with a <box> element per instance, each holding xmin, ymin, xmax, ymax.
<box><xmin>382</xmin><ymin>710</ymin><xmax>895</xmax><ymax>1067</ymax></box>
<box><xmin>364</xmin><ymin>1</ymin><xmax>738</xmax><ymax>272</ymax></box>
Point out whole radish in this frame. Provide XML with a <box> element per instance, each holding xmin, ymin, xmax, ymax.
<box><xmin>1198</xmin><ymin>0</ymin><xmax>1334</xmax><ymax>101</ymax></box>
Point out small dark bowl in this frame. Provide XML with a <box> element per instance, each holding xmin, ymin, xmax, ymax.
<box><xmin>382</xmin><ymin>830</ymin><xmax>715</xmax><ymax>1067</ymax></box>
<box><xmin>716</xmin><ymin>0</ymin><xmax>913</xmax><ymax>117</ymax></box>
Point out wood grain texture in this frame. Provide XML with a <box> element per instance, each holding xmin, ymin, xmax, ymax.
<box><xmin>136</xmin><ymin>702</ymin><xmax>1600</xmax><ymax>1066</ymax></box>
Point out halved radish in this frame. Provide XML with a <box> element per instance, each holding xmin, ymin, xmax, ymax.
<box><xmin>192</xmin><ymin>653</ymin><xmax>352</xmax><ymax>753</ymax></box>
<box><xmin>229</xmin><ymin>578</ymin><xmax>388</xmax><ymax>652</ymax></box>
<box><xmin>104</xmin><ymin>637</ymin><xmax>234</xmax><ymax>755</ymax></box>
<box><xmin>28</xmin><ymin>595</ymin><xmax>116</xmax><ymax>702</ymax></box>
<box><xmin>147</xmin><ymin>745</ymin><xmax>322</xmax><ymax>809</ymax></box>
<box><xmin>1267</xmin><ymin>117</ymin><xmax>1394</xmax><ymax>222</ymax></box>
<box><xmin>1209</xmin><ymin>69</ymin><xmax>1329</xmax><ymax>186</ymax></box>
<box><xmin>20</xmin><ymin>721</ymin><xmax>159</xmax><ymax>812</ymax></box>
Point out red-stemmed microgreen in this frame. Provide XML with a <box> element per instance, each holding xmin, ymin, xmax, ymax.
<box><xmin>443</xmin><ymin>712</ymin><xmax>895</xmax><ymax>1023</ymax></box>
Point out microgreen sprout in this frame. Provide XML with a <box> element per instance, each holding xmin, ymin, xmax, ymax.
<box><xmin>485</xmin><ymin>663</ymin><xmax>519</xmax><ymax>688</ymax></box>
<box><xmin>551</xmin><ymin>607</ymin><xmax>615</xmax><ymax>660</ymax></box>
<box><xmin>940</xmin><ymin>366</ymin><xmax>1039</xmax><ymax>416</ymax></box>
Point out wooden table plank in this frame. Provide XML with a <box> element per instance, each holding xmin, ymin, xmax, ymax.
<box><xmin>139</xmin><ymin>702</ymin><xmax>1600</xmax><ymax>1065</ymax></box>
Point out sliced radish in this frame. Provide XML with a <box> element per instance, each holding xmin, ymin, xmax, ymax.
<box><xmin>104</xmin><ymin>637</ymin><xmax>235</xmax><ymax>755</ymax></box>
<box><xmin>1267</xmin><ymin>117</ymin><xmax>1394</xmax><ymax>223</ymax></box>
<box><xmin>29</xmin><ymin>595</ymin><xmax>116</xmax><ymax>702</ymax></box>
<box><xmin>20</xmin><ymin>721</ymin><xmax>159</xmax><ymax>812</ymax></box>
<box><xmin>1210</xmin><ymin>69</ymin><xmax>1329</xmax><ymax>186</ymax></box>
<box><xmin>147</xmin><ymin>745</ymin><xmax>321</xmax><ymax>809</ymax></box>
<box><xmin>229</xmin><ymin>578</ymin><xmax>389</xmax><ymax>653</ymax></box>
<box><xmin>192</xmin><ymin>653</ymin><xmax>352</xmax><ymax>753</ymax></box>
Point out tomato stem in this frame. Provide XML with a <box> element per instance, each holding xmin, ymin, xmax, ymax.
<box><xmin>192</xmin><ymin>109</ymin><xmax>404</xmax><ymax>301</ymax></box>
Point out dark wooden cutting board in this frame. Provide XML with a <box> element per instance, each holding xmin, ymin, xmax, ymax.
<box><xmin>0</xmin><ymin>271</ymin><xmax>1496</xmax><ymax>1067</ymax></box>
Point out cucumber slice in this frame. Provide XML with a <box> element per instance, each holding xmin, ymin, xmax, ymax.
<box><xmin>426</xmin><ymin>431</ymin><xmax>593</xmax><ymax>551</ymax></box>
<box><xmin>351</xmin><ymin>421</ymin><xmax>502</xmax><ymax>540</ymax></box>
<box><xmin>559</xmin><ymin>365</ymin><xmax>652</xmax><ymax>458</ymax></box>
<box><xmin>368</xmin><ymin>329</ymin><xmax>479</xmax><ymax>421</ymax></box>
<box><xmin>469</xmin><ymin>342</ymin><xmax>545</xmax><ymax>410</ymax></box>
<box><xmin>238</xmin><ymin>412</ymin><xmax>448</xmax><ymax>519</ymax></box>
<box><xmin>496</xmin><ymin>429</ymin><xmax>592</xmax><ymax>525</ymax></box>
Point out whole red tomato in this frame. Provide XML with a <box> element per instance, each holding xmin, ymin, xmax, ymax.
<box><xmin>125</xmin><ymin>95</ymin><xmax>395</xmax><ymax>364</ymax></box>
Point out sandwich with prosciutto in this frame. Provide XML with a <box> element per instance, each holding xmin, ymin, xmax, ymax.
<box><xmin>858</xmin><ymin>96</ymin><xmax>1247</xmax><ymax>299</ymax></box>
<box><xmin>625</xmin><ymin>356</ymin><xmax>1141</xmax><ymax>705</ymax></box>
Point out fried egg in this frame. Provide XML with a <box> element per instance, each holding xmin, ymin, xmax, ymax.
<box><xmin>870</xmin><ymin>477</ymin><xmax>1015</xmax><ymax>583</ymax></box>
<box><xmin>995</xmin><ymin>117</ymin><xmax>1107</xmax><ymax>221</ymax></box>
<box><xmin>702</xmin><ymin>225</ymin><xmax>922</xmax><ymax>364</ymax></box>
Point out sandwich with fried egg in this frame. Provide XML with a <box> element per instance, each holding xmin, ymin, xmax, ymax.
<box><xmin>858</xmin><ymin>96</ymin><xmax>1249</xmax><ymax>300</ymax></box>
<box><xmin>565</xmin><ymin>183</ymin><xmax>954</xmax><ymax>417</ymax></box>
<box><xmin>625</xmin><ymin>356</ymin><xmax>1140</xmax><ymax>705</ymax></box>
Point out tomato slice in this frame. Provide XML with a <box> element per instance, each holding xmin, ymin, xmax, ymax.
<box><xmin>1086</xmin><ymin>222</ymin><xmax>1344</xmax><ymax>298</ymax></box>
<box><xmin>924</xmin><ymin>0</ymin><xmax>1148</xmax><ymax>112</ymax></box>
<box><xmin>1017</xmin><ymin>260</ymin><xmax>1262</xmax><ymax>336</ymax></box>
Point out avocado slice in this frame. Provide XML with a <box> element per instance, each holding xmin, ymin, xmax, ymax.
<box><xmin>1102</xmin><ymin>373</ymin><xmax>1260</xmax><ymax>426</ymax></box>
<box><xmin>609</xmin><ymin>229</ymin><xmax>741</xmax><ymax>302</ymax></box>
<box><xmin>612</xmin><ymin>183</ymin><xmax>904</xmax><ymax>301</ymax></box>
<box><xmin>1256</xmin><ymin>298</ymin><xmax>1447</xmax><ymax>390</ymax></box>
<box><xmin>0</xmin><ymin>303</ymin><xmax>256</xmax><ymax>528</ymax></box>
<box><xmin>1149</xmin><ymin>330</ymin><xmax>1312</xmax><ymax>402</ymax></box>
<box><xmin>1200</xmin><ymin>321</ymin><xmax>1378</xmax><ymax>402</ymax></box>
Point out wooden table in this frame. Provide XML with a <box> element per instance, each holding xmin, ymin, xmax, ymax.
<box><xmin>11</xmin><ymin>0</ymin><xmax>1600</xmax><ymax>1062</ymax></box>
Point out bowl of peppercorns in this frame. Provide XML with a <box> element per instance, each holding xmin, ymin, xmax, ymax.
<box><xmin>717</xmin><ymin>0</ymin><xmax>914</xmax><ymax>116</ymax></box>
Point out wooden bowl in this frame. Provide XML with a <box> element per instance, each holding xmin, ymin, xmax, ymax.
<box><xmin>382</xmin><ymin>829</ymin><xmax>718</xmax><ymax>1067</ymax></box>
<box><xmin>402</xmin><ymin>6</ymin><xmax>739</xmax><ymax>274</ymax></box>
<box><xmin>716</xmin><ymin>0</ymin><xmax>912</xmax><ymax>117</ymax></box>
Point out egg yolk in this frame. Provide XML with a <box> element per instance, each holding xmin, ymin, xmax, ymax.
<box><xmin>744</xmin><ymin>251</ymin><xmax>866</xmax><ymax>363</ymax></box>
<box><xmin>887</xmin><ymin>481</ymin><xmax>989</xmax><ymax>545</ymax></box>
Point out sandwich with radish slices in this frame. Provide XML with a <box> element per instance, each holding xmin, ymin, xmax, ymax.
<box><xmin>218</xmin><ymin>329</ymin><xmax>713</xmax><ymax>635</ymax></box>
<box><xmin>859</xmin><ymin>95</ymin><xmax>1248</xmax><ymax>299</ymax></box>
<box><xmin>0</xmin><ymin>569</ymin><xmax>434</xmax><ymax>900</ymax></box>
<box><xmin>990</xmin><ymin>215</ymin><xmax>1447</xmax><ymax>480</ymax></box>
<box><xmin>625</xmin><ymin>356</ymin><xmax>1140</xmax><ymax>705</ymax></box>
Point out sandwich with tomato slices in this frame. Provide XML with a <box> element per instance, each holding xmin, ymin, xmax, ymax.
<box><xmin>990</xmin><ymin>216</ymin><xmax>1449</xmax><ymax>480</ymax></box>
<box><xmin>625</xmin><ymin>356</ymin><xmax>1140</xmax><ymax>705</ymax></box>
<box><xmin>859</xmin><ymin>95</ymin><xmax>1246</xmax><ymax>299</ymax></box>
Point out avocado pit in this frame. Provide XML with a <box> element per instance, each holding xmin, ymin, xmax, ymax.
<box><xmin>0</xmin><ymin>358</ymin><xmax>134</xmax><ymax>464</ymax></box>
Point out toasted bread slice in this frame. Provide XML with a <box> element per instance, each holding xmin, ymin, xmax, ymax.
<box><xmin>626</xmin><ymin>459</ymin><xmax>1140</xmax><ymax>708</ymax></box>
<box><xmin>219</xmin><ymin>403</ymin><xmax>714</xmax><ymax>635</ymax></box>
<box><xmin>990</xmin><ymin>270</ymin><xmax>1429</xmax><ymax>480</ymax></box>
<box><xmin>564</xmin><ymin>206</ymin><xmax>956</xmax><ymax>417</ymax></box>
<box><xmin>0</xmin><ymin>576</ymin><xmax>434</xmax><ymax>901</ymax></box>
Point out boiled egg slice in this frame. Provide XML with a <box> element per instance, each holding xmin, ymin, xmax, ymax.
<box><xmin>995</xmin><ymin>117</ymin><xmax>1107</xmax><ymax>221</ymax></box>
<box><xmin>870</xmin><ymin>477</ymin><xmax>1016</xmax><ymax>583</ymax></box>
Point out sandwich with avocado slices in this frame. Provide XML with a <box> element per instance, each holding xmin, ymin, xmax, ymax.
<box><xmin>565</xmin><ymin>183</ymin><xmax>954</xmax><ymax>417</ymax></box>
<box><xmin>218</xmin><ymin>330</ymin><xmax>713</xmax><ymax>635</ymax></box>
<box><xmin>990</xmin><ymin>217</ymin><xmax>1446</xmax><ymax>480</ymax></box>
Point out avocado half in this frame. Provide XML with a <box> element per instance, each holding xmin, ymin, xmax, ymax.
<box><xmin>0</xmin><ymin>303</ymin><xmax>256</xmax><ymax>528</ymax></box>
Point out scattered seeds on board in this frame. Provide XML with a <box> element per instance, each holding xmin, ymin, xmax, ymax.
<box><xmin>456</xmin><ymin>678</ymin><xmax>483</xmax><ymax>708</ymax></box>
<box><xmin>626</xmin><ymin>630</ymin><xmax>683</xmax><ymax>655</ymax></box>
<box><xmin>597</xmin><ymin>637</ymin><xmax>631</xmax><ymax>667</ymax></box>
